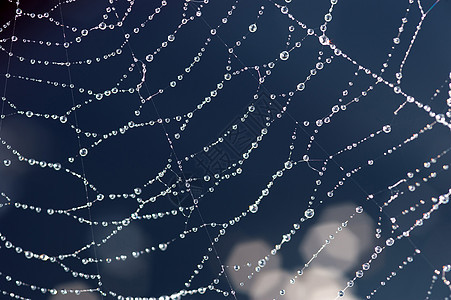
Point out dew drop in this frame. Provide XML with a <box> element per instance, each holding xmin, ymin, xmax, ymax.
<box><xmin>79</xmin><ymin>148</ymin><xmax>88</xmax><ymax>156</ymax></box>
<box><xmin>324</xmin><ymin>13</ymin><xmax>332</xmax><ymax>22</ymax></box>
<box><xmin>297</xmin><ymin>82</ymin><xmax>305</xmax><ymax>91</ymax></box>
<box><xmin>280</xmin><ymin>51</ymin><xmax>290</xmax><ymax>61</ymax></box>
<box><xmin>249</xmin><ymin>23</ymin><xmax>257</xmax><ymax>33</ymax></box>
<box><xmin>319</xmin><ymin>34</ymin><xmax>329</xmax><ymax>45</ymax></box>
<box><xmin>249</xmin><ymin>204</ymin><xmax>258</xmax><ymax>213</ymax></box>
<box><xmin>304</xmin><ymin>208</ymin><xmax>314</xmax><ymax>218</ymax></box>
<box><xmin>386</xmin><ymin>237</ymin><xmax>395</xmax><ymax>246</ymax></box>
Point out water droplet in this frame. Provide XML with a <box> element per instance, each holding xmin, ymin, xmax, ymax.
<box><xmin>79</xmin><ymin>148</ymin><xmax>88</xmax><ymax>156</ymax></box>
<box><xmin>386</xmin><ymin>237</ymin><xmax>395</xmax><ymax>246</ymax></box>
<box><xmin>297</xmin><ymin>82</ymin><xmax>305</xmax><ymax>91</ymax></box>
<box><xmin>304</xmin><ymin>208</ymin><xmax>314</xmax><ymax>218</ymax></box>
<box><xmin>249</xmin><ymin>204</ymin><xmax>258</xmax><ymax>213</ymax></box>
<box><xmin>319</xmin><ymin>34</ymin><xmax>329</xmax><ymax>45</ymax></box>
<box><xmin>280</xmin><ymin>51</ymin><xmax>290</xmax><ymax>61</ymax></box>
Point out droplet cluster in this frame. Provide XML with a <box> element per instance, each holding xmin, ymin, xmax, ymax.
<box><xmin>0</xmin><ymin>0</ymin><xmax>449</xmax><ymax>299</ymax></box>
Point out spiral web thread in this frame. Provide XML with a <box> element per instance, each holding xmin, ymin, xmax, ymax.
<box><xmin>0</xmin><ymin>0</ymin><xmax>450</xmax><ymax>299</ymax></box>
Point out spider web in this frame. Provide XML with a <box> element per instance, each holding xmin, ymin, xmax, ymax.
<box><xmin>0</xmin><ymin>0</ymin><xmax>450</xmax><ymax>299</ymax></box>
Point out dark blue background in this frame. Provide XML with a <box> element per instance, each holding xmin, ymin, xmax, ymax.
<box><xmin>0</xmin><ymin>0</ymin><xmax>450</xmax><ymax>299</ymax></box>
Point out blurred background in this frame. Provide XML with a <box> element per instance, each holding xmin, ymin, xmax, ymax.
<box><xmin>0</xmin><ymin>0</ymin><xmax>450</xmax><ymax>299</ymax></box>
